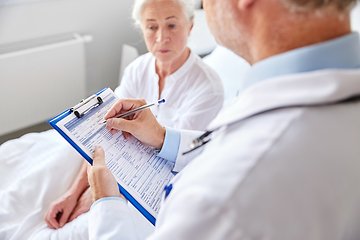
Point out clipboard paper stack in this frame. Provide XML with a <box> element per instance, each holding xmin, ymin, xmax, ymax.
<box><xmin>48</xmin><ymin>88</ymin><xmax>175</xmax><ymax>225</ymax></box>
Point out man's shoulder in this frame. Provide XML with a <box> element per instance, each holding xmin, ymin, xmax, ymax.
<box><xmin>175</xmin><ymin>102</ymin><xmax>360</xmax><ymax>238</ymax></box>
<box><xmin>176</xmin><ymin>106</ymin><xmax>303</xmax><ymax>196</ymax></box>
<box><xmin>178</xmin><ymin>99</ymin><xmax>360</xmax><ymax>197</ymax></box>
<box><xmin>232</xmin><ymin>102</ymin><xmax>360</xmax><ymax>238</ymax></box>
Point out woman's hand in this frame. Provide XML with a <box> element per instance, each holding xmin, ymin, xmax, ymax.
<box><xmin>104</xmin><ymin>98</ymin><xmax>166</xmax><ymax>150</ymax></box>
<box><xmin>87</xmin><ymin>146</ymin><xmax>126</xmax><ymax>202</ymax></box>
<box><xmin>45</xmin><ymin>187</ymin><xmax>93</xmax><ymax>229</ymax></box>
<box><xmin>45</xmin><ymin>160</ymin><xmax>90</xmax><ymax>229</ymax></box>
<box><xmin>45</xmin><ymin>191</ymin><xmax>78</xmax><ymax>229</ymax></box>
<box><xmin>68</xmin><ymin>187</ymin><xmax>93</xmax><ymax>222</ymax></box>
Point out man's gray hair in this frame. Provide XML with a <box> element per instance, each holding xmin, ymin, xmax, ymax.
<box><xmin>279</xmin><ymin>0</ymin><xmax>359</xmax><ymax>11</ymax></box>
<box><xmin>132</xmin><ymin>0</ymin><xmax>195</xmax><ymax>28</ymax></box>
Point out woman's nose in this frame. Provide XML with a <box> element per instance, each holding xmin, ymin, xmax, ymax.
<box><xmin>156</xmin><ymin>28</ymin><xmax>170</xmax><ymax>44</ymax></box>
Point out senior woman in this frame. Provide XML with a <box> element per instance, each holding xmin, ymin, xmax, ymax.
<box><xmin>41</xmin><ymin>0</ymin><xmax>224</xmax><ymax>239</ymax></box>
<box><xmin>115</xmin><ymin>0</ymin><xmax>223</xmax><ymax>130</ymax></box>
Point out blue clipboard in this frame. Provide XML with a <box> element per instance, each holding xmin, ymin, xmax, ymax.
<box><xmin>47</xmin><ymin>87</ymin><xmax>156</xmax><ymax>225</ymax></box>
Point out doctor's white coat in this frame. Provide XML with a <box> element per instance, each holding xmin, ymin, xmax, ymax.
<box><xmin>89</xmin><ymin>69</ymin><xmax>360</xmax><ymax>240</ymax></box>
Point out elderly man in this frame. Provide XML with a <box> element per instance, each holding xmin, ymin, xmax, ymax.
<box><xmin>88</xmin><ymin>0</ymin><xmax>360</xmax><ymax>239</ymax></box>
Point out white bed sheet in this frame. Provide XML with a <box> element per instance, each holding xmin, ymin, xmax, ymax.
<box><xmin>0</xmin><ymin>129</ymin><xmax>155</xmax><ymax>240</ymax></box>
<box><xmin>0</xmin><ymin>130</ymin><xmax>86</xmax><ymax>240</ymax></box>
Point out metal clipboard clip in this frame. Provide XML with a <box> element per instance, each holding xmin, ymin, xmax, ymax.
<box><xmin>70</xmin><ymin>94</ymin><xmax>103</xmax><ymax>118</ymax></box>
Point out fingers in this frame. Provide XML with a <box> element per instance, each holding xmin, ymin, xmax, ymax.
<box><xmin>92</xmin><ymin>146</ymin><xmax>106</xmax><ymax>166</ymax></box>
<box><xmin>45</xmin><ymin>208</ymin><xmax>60</xmax><ymax>229</ymax></box>
<box><xmin>58</xmin><ymin>208</ymin><xmax>72</xmax><ymax>228</ymax></box>
<box><xmin>44</xmin><ymin>206</ymin><xmax>61</xmax><ymax>229</ymax></box>
<box><xmin>106</xmin><ymin>117</ymin><xmax>137</xmax><ymax>135</ymax></box>
<box><xmin>44</xmin><ymin>209</ymin><xmax>53</xmax><ymax>228</ymax></box>
<box><xmin>68</xmin><ymin>187</ymin><xmax>92</xmax><ymax>222</ymax></box>
<box><xmin>103</xmin><ymin>98</ymin><xmax>165</xmax><ymax>148</ymax></box>
<box><xmin>88</xmin><ymin>146</ymin><xmax>124</xmax><ymax>202</ymax></box>
<box><xmin>104</xmin><ymin>98</ymin><xmax>146</xmax><ymax>120</ymax></box>
<box><xmin>44</xmin><ymin>192</ymin><xmax>79</xmax><ymax>229</ymax></box>
<box><xmin>104</xmin><ymin>104</ymin><xmax>120</xmax><ymax>120</ymax></box>
<box><xmin>68</xmin><ymin>205</ymin><xmax>83</xmax><ymax>222</ymax></box>
<box><xmin>105</xmin><ymin>104</ymin><xmax>164</xmax><ymax>149</ymax></box>
<box><xmin>123</xmin><ymin>131</ymin><xmax>132</xmax><ymax>140</ymax></box>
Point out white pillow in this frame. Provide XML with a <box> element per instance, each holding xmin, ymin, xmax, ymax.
<box><xmin>193</xmin><ymin>0</ymin><xmax>202</xmax><ymax>9</ymax></box>
<box><xmin>203</xmin><ymin>46</ymin><xmax>251</xmax><ymax>107</ymax></box>
<box><xmin>351</xmin><ymin>4</ymin><xmax>360</xmax><ymax>33</ymax></box>
<box><xmin>188</xmin><ymin>9</ymin><xmax>217</xmax><ymax>55</ymax></box>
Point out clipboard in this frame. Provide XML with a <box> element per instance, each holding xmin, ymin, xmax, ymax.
<box><xmin>47</xmin><ymin>87</ymin><xmax>173</xmax><ymax>225</ymax></box>
<box><xmin>47</xmin><ymin>87</ymin><xmax>107</xmax><ymax>165</ymax></box>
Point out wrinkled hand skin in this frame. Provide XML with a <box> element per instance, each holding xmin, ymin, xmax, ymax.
<box><xmin>44</xmin><ymin>191</ymin><xmax>78</xmax><ymax>229</ymax></box>
<box><xmin>45</xmin><ymin>161</ymin><xmax>91</xmax><ymax>229</ymax></box>
<box><xmin>68</xmin><ymin>187</ymin><xmax>93</xmax><ymax>222</ymax></box>
<box><xmin>104</xmin><ymin>98</ymin><xmax>166</xmax><ymax>150</ymax></box>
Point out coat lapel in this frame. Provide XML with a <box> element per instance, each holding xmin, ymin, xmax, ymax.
<box><xmin>207</xmin><ymin>69</ymin><xmax>360</xmax><ymax>130</ymax></box>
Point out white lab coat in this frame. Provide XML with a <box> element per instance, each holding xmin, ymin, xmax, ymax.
<box><xmin>89</xmin><ymin>69</ymin><xmax>360</xmax><ymax>240</ymax></box>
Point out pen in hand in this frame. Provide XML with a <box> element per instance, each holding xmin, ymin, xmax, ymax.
<box><xmin>99</xmin><ymin>98</ymin><xmax>165</xmax><ymax>124</ymax></box>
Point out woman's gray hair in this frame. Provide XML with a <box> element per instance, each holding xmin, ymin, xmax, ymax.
<box><xmin>132</xmin><ymin>0</ymin><xmax>195</xmax><ymax>28</ymax></box>
<box><xmin>278</xmin><ymin>0</ymin><xmax>359</xmax><ymax>11</ymax></box>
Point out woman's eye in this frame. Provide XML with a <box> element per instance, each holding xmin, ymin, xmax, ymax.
<box><xmin>149</xmin><ymin>26</ymin><xmax>156</xmax><ymax>30</ymax></box>
<box><xmin>169</xmin><ymin>24</ymin><xmax>176</xmax><ymax>28</ymax></box>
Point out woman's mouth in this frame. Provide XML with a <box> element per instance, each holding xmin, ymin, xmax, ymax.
<box><xmin>158</xmin><ymin>49</ymin><xmax>171</xmax><ymax>54</ymax></box>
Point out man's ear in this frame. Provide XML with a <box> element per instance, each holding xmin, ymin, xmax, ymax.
<box><xmin>238</xmin><ymin>0</ymin><xmax>256</xmax><ymax>10</ymax></box>
<box><xmin>188</xmin><ymin>22</ymin><xmax>194</xmax><ymax>36</ymax></box>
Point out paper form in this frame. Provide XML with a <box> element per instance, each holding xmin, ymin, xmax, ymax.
<box><xmin>56</xmin><ymin>88</ymin><xmax>175</xmax><ymax>218</ymax></box>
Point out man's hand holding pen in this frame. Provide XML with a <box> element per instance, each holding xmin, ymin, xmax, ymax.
<box><xmin>104</xmin><ymin>98</ymin><xmax>166</xmax><ymax>150</ymax></box>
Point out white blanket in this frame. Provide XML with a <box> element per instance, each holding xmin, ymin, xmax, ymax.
<box><xmin>0</xmin><ymin>130</ymin><xmax>87</xmax><ymax>240</ymax></box>
<box><xmin>0</xmin><ymin>129</ymin><xmax>155</xmax><ymax>240</ymax></box>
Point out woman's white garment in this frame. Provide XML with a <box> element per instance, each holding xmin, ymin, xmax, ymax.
<box><xmin>89</xmin><ymin>69</ymin><xmax>360</xmax><ymax>240</ymax></box>
<box><xmin>115</xmin><ymin>51</ymin><xmax>224</xmax><ymax>131</ymax></box>
<box><xmin>0</xmin><ymin>51</ymin><xmax>224</xmax><ymax>240</ymax></box>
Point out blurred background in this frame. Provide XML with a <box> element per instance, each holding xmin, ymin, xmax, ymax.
<box><xmin>0</xmin><ymin>0</ymin><xmax>359</xmax><ymax>144</ymax></box>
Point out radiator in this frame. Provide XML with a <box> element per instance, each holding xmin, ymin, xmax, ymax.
<box><xmin>0</xmin><ymin>33</ymin><xmax>92</xmax><ymax>136</ymax></box>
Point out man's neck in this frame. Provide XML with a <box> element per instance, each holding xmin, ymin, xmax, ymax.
<box><xmin>249</xmin><ymin>4</ymin><xmax>352</xmax><ymax>64</ymax></box>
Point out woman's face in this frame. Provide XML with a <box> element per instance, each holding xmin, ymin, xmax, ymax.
<box><xmin>141</xmin><ymin>0</ymin><xmax>192</xmax><ymax>65</ymax></box>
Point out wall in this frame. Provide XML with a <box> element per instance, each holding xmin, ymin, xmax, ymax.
<box><xmin>1</xmin><ymin>0</ymin><xmax>358</xmax><ymax>97</ymax></box>
<box><xmin>0</xmin><ymin>0</ymin><xmax>147</xmax><ymax>96</ymax></box>
<box><xmin>351</xmin><ymin>3</ymin><xmax>360</xmax><ymax>33</ymax></box>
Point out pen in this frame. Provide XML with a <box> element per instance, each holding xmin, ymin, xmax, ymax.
<box><xmin>99</xmin><ymin>98</ymin><xmax>165</xmax><ymax>124</ymax></box>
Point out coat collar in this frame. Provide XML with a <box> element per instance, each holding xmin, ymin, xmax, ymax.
<box><xmin>207</xmin><ymin>69</ymin><xmax>360</xmax><ymax>130</ymax></box>
<box><xmin>240</xmin><ymin>32</ymin><xmax>360</xmax><ymax>94</ymax></box>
